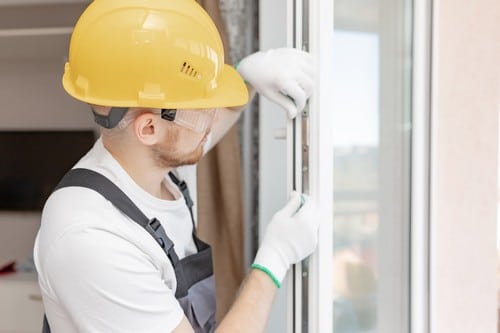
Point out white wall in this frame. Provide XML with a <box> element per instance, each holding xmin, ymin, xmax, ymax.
<box><xmin>431</xmin><ymin>0</ymin><xmax>500</xmax><ymax>332</ymax></box>
<box><xmin>0</xmin><ymin>59</ymin><xmax>92</xmax><ymax>130</ymax></box>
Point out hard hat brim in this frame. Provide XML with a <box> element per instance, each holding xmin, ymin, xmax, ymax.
<box><xmin>63</xmin><ymin>64</ymin><xmax>249</xmax><ymax>110</ymax></box>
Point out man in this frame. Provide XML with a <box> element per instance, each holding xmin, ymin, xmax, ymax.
<box><xmin>34</xmin><ymin>1</ymin><xmax>319</xmax><ymax>332</ymax></box>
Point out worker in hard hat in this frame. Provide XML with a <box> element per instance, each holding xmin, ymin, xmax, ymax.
<box><xmin>34</xmin><ymin>1</ymin><xmax>318</xmax><ymax>332</ymax></box>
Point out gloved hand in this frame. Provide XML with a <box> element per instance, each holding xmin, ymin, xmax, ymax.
<box><xmin>236</xmin><ymin>48</ymin><xmax>315</xmax><ymax>119</ymax></box>
<box><xmin>252</xmin><ymin>192</ymin><xmax>320</xmax><ymax>287</ymax></box>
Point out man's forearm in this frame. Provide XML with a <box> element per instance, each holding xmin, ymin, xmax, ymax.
<box><xmin>215</xmin><ymin>269</ymin><xmax>278</xmax><ymax>333</ymax></box>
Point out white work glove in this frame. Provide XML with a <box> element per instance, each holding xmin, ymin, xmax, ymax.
<box><xmin>252</xmin><ymin>192</ymin><xmax>320</xmax><ymax>287</ymax></box>
<box><xmin>237</xmin><ymin>48</ymin><xmax>315</xmax><ymax>119</ymax></box>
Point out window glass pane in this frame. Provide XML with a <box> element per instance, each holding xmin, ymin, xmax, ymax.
<box><xmin>332</xmin><ymin>31</ymin><xmax>379</xmax><ymax>332</ymax></box>
<box><xmin>332</xmin><ymin>1</ymin><xmax>413</xmax><ymax>332</ymax></box>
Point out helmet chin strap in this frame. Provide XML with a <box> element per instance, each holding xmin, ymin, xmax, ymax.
<box><xmin>92</xmin><ymin>107</ymin><xmax>129</xmax><ymax>129</ymax></box>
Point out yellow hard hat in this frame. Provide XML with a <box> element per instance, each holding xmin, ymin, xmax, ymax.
<box><xmin>62</xmin><ymin>0</ymin><xmax>248</xmax><ymax>109</ymax></box>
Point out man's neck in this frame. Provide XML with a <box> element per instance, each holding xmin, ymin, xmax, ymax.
<box><xmin>102</xmin><ymin>136</ymin><xmax>174</xmax><ymax>200</ymax></box>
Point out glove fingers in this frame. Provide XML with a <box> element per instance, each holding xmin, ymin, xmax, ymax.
<box><xmin>279</xmin><ymin>48</ymin><xmax>315</xmax><ymax>80</ymax></box>
<box><xmin>264</xmin><ymin>89</ymin><xmax>298</xmax><ymax>118</ymax></box>
<box><xmin>294</xmin><ymin>199</ymin><xmax>321</xmax><ymax>242</ymax></box>
<box><xmin>299</xmin><ymin>60</ymin><xmax>315</xmax><ymax>78</ymax></box>
<box><xmin>292</xmin><ymin>49</ymin><xmax>313</xmax><ymax>64</ymax></box>
<box><xmin>280</xmin><ymin>81</ymin><xmax>307</xmax><ymax>114</ymax></box>
<box><xmin>294</xmin><ymin>51</ymin><xmax>314</xmax><ymax>77</ymax></box>
<box><xmin>284</xmin><ymin>49</ymin><xmax>314</xmax><ymax>76</ymax></box>
<box><xmin>277</xmin><ymin>191</ymin><xmax>302</xmax><ymax>218</ymax></box>
<box><xmin>294</xmin><ymin>70</ymin><xmax>315</xmax><ymax>97</ymax></box>
<box><xmin>294</xmin><ymin>198</ymin><xmax>316</xmax><ymax>222</ymax></box>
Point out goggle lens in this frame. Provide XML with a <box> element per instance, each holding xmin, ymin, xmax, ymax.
<box><xmin>161</xmin><ymin>109</ymin><xmax>217</xmax><ymax>133</ymax></box>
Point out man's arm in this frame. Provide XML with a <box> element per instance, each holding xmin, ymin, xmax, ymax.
<box><xmin>215</xmin><ymin>269</ymin><xmax>278</xmax><ymax>332</ymax></box>
<box><xmin>174</xmin><ymin>192</ymin><xmax>319</xmax><ymax>333</ymax></box>
<box><xmin>173</xmin><ymin>269</ymin><xmax>276</xmax><ymax>333</ymax></box>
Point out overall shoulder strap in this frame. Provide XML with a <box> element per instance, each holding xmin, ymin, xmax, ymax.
<box><xmin>167</xmin><ymin>171</ymin><xmax>207</xmax><ymax>252</ymax></box>
<box><xmin>167</xmin><ymin>171</ymin><xmax>195</xmax><ymax>227</ymax></box>
<box><xmin>55</xmin><ymin>168</ymin><xmax>180</xmax><ymax>266</ymax></box>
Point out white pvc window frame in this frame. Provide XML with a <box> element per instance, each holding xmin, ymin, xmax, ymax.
<box><xmin>304</xmin><ymin>1</ymin><xmax>335</xmax><ymax>331</ymax></box>
<box><xmin>259</xmin><ymin>0</ymin><xmax>431</xmax><ymax>331</ymax></box>
<box><xmin>285</xmin><ymin>0</ymin><xmax>334</xmax><ymax>332</ymax></box>
<box><xmin>283</xmin><ymin>0</ymin><xmax>432</xmax><ymax>332</ymax></box>
<box><xmin>411</xmin><ymin>0</ymin><xmax>432</xmax><ymax>332</ymax></box>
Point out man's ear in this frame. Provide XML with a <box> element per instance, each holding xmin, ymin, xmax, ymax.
<box><xmin>133</xmin><ymin>112</ymin><xmax>160</xmax><ymax>146</ymax></box>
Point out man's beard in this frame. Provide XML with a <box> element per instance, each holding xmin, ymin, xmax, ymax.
<box><xmin>150</xmin><ymin>138</ymin><xmax>204</xmax><ymax>169</ymax></box>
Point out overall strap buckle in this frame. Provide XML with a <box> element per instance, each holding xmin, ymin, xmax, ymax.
<box><xmin>146</xmin><ymin>218</ymin><xmax>179</xmax><ymax>266</ymax></box>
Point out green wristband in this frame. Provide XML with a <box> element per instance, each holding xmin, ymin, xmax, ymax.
<box><xmin>251</xmin><ymin>263</ymin><xmax>281</xmax><ymax>288</ymax></box>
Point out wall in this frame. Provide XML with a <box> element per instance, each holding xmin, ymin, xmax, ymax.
<box><xmin>431</xmin><ymin>0</ymin><xmax>500</xmax><ymax>332</ymax></box>
<box><xmin>0</xmin><ymin>59</ymin><xmax>92</xmax><ymax>130</ymax></box>
<box><xmin>0</xmin><ymin>1</ymin><xmax>93</xmax><ymax>266</ymax></box>
<box><xmin>0</xmin><ymin>56</ymin><xmax>94</xmax><ymax>265</ymax></box>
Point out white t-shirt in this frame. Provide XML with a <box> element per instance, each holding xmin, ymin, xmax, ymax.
<box><xmin>34</xmin><ymin>137</ymin><xmax>199</xmax><ymax>333</ymax></box>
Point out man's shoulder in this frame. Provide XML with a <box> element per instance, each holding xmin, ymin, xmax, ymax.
<box><xmin>40</xmin><ymin>185</ymin><xmax>124</xmax><ymax>244</ymax></box>
<box><xmin>37</xmin><ymin>186</ymin><xmax>156</xmax><ymax>269</ymax></box>
<box><xmin>44</xmin><ymin>185</ymin><xmax>111</xmax><ymax>216</ymax></box>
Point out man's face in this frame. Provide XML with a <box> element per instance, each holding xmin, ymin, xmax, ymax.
<box><xmin>149</xmin><ymin>109</ymin><xmax>214</xmax><ymax>168</ymax></box>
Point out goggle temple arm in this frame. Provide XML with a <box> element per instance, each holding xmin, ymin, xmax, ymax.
<box><xmin>161</xmin><ymin>109</ymin><xmax>177</xmax><ymax>122</ymax></box>
<box><xmin>161</xmin><ymin>108</ymin><xmax>215</xmax><ymax>133</ymax></box>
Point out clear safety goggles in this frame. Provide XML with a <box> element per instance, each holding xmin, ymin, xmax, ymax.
<box><xmin>161</xmin><ymin>108</ymin><xmax>217</xmax><ymax>133</ymax></box>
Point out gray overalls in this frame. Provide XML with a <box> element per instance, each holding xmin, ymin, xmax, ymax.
<box><xmin>42</xmin><ymin>168</ymin><xmax>216</xmax><ymax>333</ymax></box>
